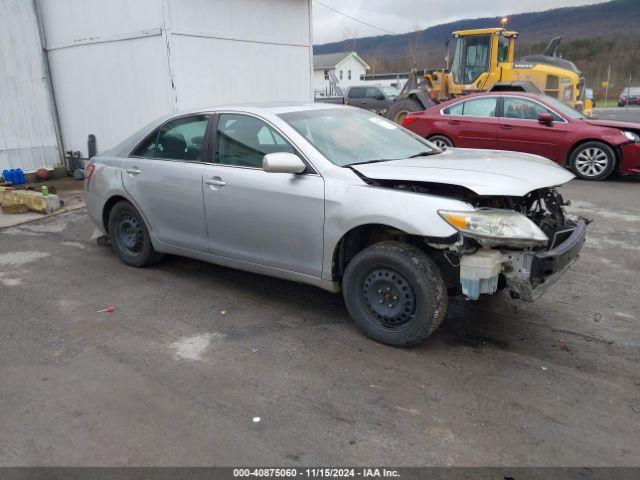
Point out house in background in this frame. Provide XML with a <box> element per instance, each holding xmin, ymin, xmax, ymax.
<box><xmin>313</xmin><ymin>51</ymin><xmax>370</xmax><ymax>96</ymax></box>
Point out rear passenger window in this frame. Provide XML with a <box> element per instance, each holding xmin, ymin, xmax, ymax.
<box><xmin>443</xmin><ymin>102</ymin><xmax>464</xmax><ymax>115</ymax></box>
<box><xmin>132</xmin><ymin>132</ymin><xmax>159</xmax><ymax>158</ymax></box>
<box><xmin>462</xmin><ymin>97</ymin><xmax>497</xmax><ymax>117</ymax></box>
<box><xmin>348</xmin><ymin>87</ymin><xmax>365</xmax><ymax>98</ymax></box>
<box><xmin>157</xmin><ymin>115</ymin><xmax>210</xmax><ymax>161</ymax></box>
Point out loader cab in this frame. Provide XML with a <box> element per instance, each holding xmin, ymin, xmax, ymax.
<box><xmin>450</xmin><ymin>28</ymin><xmax>516</xmax><ymax>89</ymax></box>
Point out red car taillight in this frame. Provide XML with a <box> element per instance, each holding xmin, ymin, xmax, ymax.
<box><xmin>402</xmin><ymin>116</ymin><xmax>419</xmax><ymax>127</ymax></box>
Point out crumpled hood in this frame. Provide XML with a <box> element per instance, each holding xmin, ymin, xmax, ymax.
<box><xmin>351</xmin><ymin>148</ymin><xmax>574</xmax><ymax>196</ymax></box>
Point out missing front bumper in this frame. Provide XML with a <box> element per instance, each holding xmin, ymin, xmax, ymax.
<box><xmin>504</xmin><ymin>219</ymin><xmax>587</xmax><ymax>302</ymax></box>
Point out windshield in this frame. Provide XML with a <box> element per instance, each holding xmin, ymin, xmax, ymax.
<box><xmin>279</xmin><ymin>108</ymin><xmax>438</xmax><ymax>167</ymax></box>
<box><xmin>623</xmin><ymin>87</ymin><xmax>640</xmax><ymax>95</ymax></box>
<box><xmin>380</xmin><ymin>86</ymin><xmax>399</xmax><ymax>98</ymax></box>
<box><xmin>542</xmin><ymin>95</ymin><xmax>585</xmax><ymax>119</ymax></box>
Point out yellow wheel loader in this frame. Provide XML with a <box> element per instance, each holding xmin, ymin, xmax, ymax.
<box><xmin>387</xmin><ymin>27</ymin><xmax>592</xmax><ymax>123</ymax></box>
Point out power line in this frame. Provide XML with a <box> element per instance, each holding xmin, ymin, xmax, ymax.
<box><xmin>313</xmin><ymin>0</ymin><xmax>398</xmax><ymax>35</ymax></box>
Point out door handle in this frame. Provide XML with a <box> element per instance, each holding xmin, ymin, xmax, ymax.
<box><xmin>126</xmin><ymin>167</ymin><xmax>142</xmax><ymax>175</ymax></box>
<box><xmin>448</xmin><ymin>120</ymin><xmax>461</xmax><ymax>125</ymax></box>
<box><xmin>500</xmin><ymin>125</ymin><xmax>513</xmax><ymax>130</ymax></box>
<box><xmin>360</xmin><ymin>100</ymin><xmax>368</xmax><ymax>104</ymax></box>
<box><xmin>205</xmin><ymin>177</ymin><xmax>226</xmax><ymax>187</ymax></box>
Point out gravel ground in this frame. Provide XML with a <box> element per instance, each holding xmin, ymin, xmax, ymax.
<box><xmin>0</xmin><ymin>176</ymin><xmax>638</xmax><ymax>466</ymax></box>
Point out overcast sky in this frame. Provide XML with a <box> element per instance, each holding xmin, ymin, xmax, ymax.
<box><xmin>312</xmin><ymin>0</ymin><xmax>608</xmax><ymax>45</ymax></box>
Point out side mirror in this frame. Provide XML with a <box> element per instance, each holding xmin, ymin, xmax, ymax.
<box><xmin>376</xmin><ymin>94</ymin><xmax>385</xmax><ymax>100</ymax></box>
<box><xmin>262</xmin><ymin>152</ymin><xmax>306</xmax><ymax>174</ymax></box>
<box><xmin>538</xmin><ymin>112</ymin><xmax>553</xmax><ymax>125</ymax></box>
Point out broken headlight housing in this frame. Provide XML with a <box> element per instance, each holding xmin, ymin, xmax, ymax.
<box><xmin>439</xmin><ymin>208</ymin><xmax>548</xmax><ymax>247</ymax></box>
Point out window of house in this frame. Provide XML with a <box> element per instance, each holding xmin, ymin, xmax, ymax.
<box><xmin>340</xmin><ymin>70</ymin><xmax>343</xmax><ymax>80</ymax></box>
<box><xmin>348</xmin><ymin>70</ymin><xmax>352</xmax><ymax>80</ymax></box>
<box><xmin>213</xmin><ymin>114</ymin><xmax>295</xmax><ymax>168</ymax></box>
<box><xmin>324</xmin><ymin>70</ymin><xmax>329</xmax><ymax>80</ymax></box>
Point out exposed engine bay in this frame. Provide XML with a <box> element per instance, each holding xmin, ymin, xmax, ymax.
<box><xmin>372</xmin><ymin>179</ymin><xmax>579</xmax><ymax>250</ymax></box>
<box><xmin>368</xmin><ymin>178</ymin><xmax>587</xmax><ymax>302</ymax></box>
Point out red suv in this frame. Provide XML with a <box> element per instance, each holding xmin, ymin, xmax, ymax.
<box><xmin>402</xmin><ymin>92</ymin><xmax>640</xmax><ymax>181</ymax></box>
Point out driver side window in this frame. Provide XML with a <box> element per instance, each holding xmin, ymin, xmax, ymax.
<box><xmin>213</xmin><ymin>114</ymin><xmax>295</xmax><ymax>168</ymax></box>
<box><xmin>503</xmin><ymin>98</ymin><xmax>562</xmax><ymax>121</ymax></box>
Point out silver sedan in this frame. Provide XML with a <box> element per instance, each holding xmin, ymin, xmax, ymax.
<box><xmin>86</xmin><ymin>103</ymin><xmax>585</xmax><ymax>346</ymax></box>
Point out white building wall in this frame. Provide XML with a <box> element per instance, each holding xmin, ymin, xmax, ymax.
<box><xmin>37</xmin><ymin>0</ymin><xmax>312</xmax><ymax>156</ymax></box>
<box><xmin>313</xmin><ymin>68</ymin><xmax>333</xmax><ymax>96</ymax></box>
<box><xmin>0</xmin><ymin>0</ymin><xmax>60</xmax><ymax>171</ymax></box>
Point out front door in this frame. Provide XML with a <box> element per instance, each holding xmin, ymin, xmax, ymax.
<box><xmin>498</xmin><ymin>96</ymin><xmax>568</xmax><ymax>162</ymax></box>
<box><xmin>121</xmin><ymin>114</ymin><xmax>211</xmax><ymax>251</ymax></box>
<box><xmin>202</xmin><ymin>113</ymin><xmax>325</xmax><ymax>277</ymax></box>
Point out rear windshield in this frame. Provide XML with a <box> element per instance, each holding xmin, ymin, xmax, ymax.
<box><xmin>623</xmin><ymin>87</ymin><xmax>640</xmax><ymax>95</ymax></box>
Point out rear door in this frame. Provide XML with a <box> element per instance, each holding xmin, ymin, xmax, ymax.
<box><xmin>201</xmin><ymin>113</ymin><xmax>325</xmax><ymax>277</ymax></box>
<box><xmin>442</xmin><ymin>96</ymin><xmax>499</xmax><ymax>149</ymax></box>
<box><xmin>121</xmin><ymin>114</ymin><xmax>211</xmax><ymax>252</ymax></box>
<box><xmin>497</xmin><ymin>96</ymin><xmax>568</xmax><ymax>162</ymax></box>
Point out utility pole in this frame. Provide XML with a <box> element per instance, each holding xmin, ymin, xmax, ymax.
<box><xmin>604</xmin><ymin>65</ymin><xmax>610</xmax><ymax>105</ymax></box>
<box><xmin>626</xmin><ymin>72</ymin><xmax>632</xmax><ymax>111</ymax></box>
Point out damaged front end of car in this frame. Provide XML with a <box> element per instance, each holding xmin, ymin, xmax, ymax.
<box><xmin>373</xmin><ymin>179</ymin><xmax>588</xmax><ymax>302</ymax></box>
<box><xmin>437</xmin><ymin>186</ymin><xmax>588</xmax><ymax>301</ymax></box>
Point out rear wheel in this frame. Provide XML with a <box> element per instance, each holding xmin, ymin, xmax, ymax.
<box><xmin>427</xmin><ymin>135</ymin><xmax>453</xmax><ymax>150</ymax></box>
<box><xmin>342</xmin><ymin>242</ymin><xmax>448</xmax><ymax>347</ymax></box>
<box><xmin>570</xmin><ymin>141</ymin><xmax>616</xmax><ymax>181</ymax></box>
<box><xmin>108</xmin><ymin>201</ymin><xmax>163</xmax><ymax>267</ymax></box>
<box><xmin>387</xmin><ymin>98</ymin><xmax>426</xmax><ymax>124</ymax></box>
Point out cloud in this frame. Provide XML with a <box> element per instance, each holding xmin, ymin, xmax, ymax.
<box><xmin>312</xmin><ymin>0</ymin><xmax>607</xmax><ymax>45</ymax></box>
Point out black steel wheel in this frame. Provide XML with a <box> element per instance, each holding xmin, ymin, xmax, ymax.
<box><xmin>362</xmin><ymin>267</ymin><xmax>417</xmax><ymax>331</ymax></box>
<box><xmin>343</xmin><ymin>241</ymin><xmax>448</xmax><ymax>347</ymax></box>
<box><xmin>108</xmin><ymin>201</ymin><xmax>163</xmax><ymax>267</ymax></box>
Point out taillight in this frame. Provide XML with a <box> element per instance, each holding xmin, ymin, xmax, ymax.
<box><xmin>85</xmin><ymin>163</ymin><xmax>95</xmax><ymax>183</ymax></box>
<box><xmin>402</xmin><ymin>116</ymin><xmax>419</xmax><ymax>127</ymax></box>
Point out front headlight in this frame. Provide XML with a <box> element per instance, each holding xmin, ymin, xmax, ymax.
<box><xmin>438</xmin><ymin>209</ymin><xmax>548</xmax><ymax>247</ymax></box>
<box><xmin>622</xmin><ymin>130</ymin><xmax>640</xmax><ymax>142</ymax></box>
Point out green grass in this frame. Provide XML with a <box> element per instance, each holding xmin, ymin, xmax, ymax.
<box><xmin>596</xmin><ymin>98</ymin><xmax>620</xmax><ymax>108</ymax></box>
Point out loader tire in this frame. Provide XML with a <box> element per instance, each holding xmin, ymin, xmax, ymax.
<box><xmin>387</xmin><ymin>98</ymin><xmax>427</xmax><ymax>124</ymax></box>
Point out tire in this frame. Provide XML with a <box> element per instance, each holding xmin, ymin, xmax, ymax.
<box><xmin>427</xmin><ymin>135</ymin><xmax>453</xmax><ymax>150</ymax></box>
<box><xmin>342</xmin><ymin>241</ymin><xmax>448</xmax><ymax>347</ymax></box>
<box><xmin>387</xmin><ymin>98</ymin><xmax>426</xmax><ymax>124</ymax></box>
<box><xmin>569</xmin><ymin>141</ymin><xmax>616</xmax><ymax>181</ymax></box>
<box><xmin>108</xmin><ymin>201</ymin><xmax>164</xmax><ymax>267</ymax></box>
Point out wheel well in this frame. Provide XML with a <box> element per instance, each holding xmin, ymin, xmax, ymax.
<box><xmin>102</xmin><ymin>195</ymin><xmax>129</xmax><ymax>233</ymax></box>
<box><xmin>426</xmin><ymin>133</ymin><xmax>453</xmax><ymax>143</ymax></box>
<box><xmin>331</xmin><ymin>224</ymin><xmax>423</xmax><ymax>281</ymax></box>
<box><xmin>566</xmin><ymin>138</ymin><xmax>619</xmax><ymax>167</ymax></box>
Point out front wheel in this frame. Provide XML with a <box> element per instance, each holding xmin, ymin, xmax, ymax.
<box><xmin>569</xmin><ymin>141</ymin><xmax>616</xmax><ymax>181</ymax></box>
<box><xmin>342</xmin><ymin>242</ymin><xmax>448</xmax><ymax>347</ymax></box>
<box><xmin>108</xmin><ymin>201</ymin><xmax>164</xmax><ymax>267</ymax></box>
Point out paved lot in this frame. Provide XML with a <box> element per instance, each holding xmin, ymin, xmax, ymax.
<box><xmin>593</xmin><ymin>106</ymin><xmax>640</xmax><ymax>123</ymax></box>
<box><xmin>0</xmin><ymin>177</ymin><xmax>639</xmax><ymax>466</ymax></box>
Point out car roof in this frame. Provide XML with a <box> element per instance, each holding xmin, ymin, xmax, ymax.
<box><xmin>434</xmin><ymin>91</ymin><xmax>552</xmax><ymax>108</ymax></box>
<box><xmin>173</xmin><ymin>102</ymin><xmax>347</xmax><ymax>116</ymax></box>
